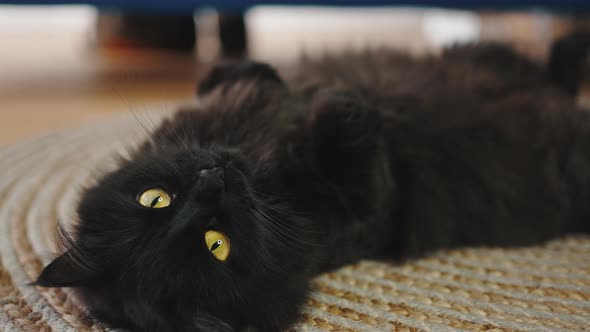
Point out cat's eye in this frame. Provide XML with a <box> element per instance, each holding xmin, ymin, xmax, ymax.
<box><xmin>205</xmin><ymin>230</ymin><xmax>230</xmax><ymax>261</ymax></box>
<box><xmin>137</xmin><ymin>188</ymin><xmax>172</xmax><ymax>208</ymax></box>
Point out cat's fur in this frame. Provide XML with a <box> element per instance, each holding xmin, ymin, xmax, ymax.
<box><xmin>35</xmin><ymin>33</ymin><xmax>590</xmax><ymax>332</ymax></box>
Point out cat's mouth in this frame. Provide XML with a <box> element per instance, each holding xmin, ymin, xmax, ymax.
<box><xmin>220</xmin><ymin>162</ymin><xmax>252</xmax><ymax>198</ymax></box>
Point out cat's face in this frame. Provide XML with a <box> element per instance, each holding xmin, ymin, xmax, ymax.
<box><xmin>35</xmin><ymin>62</ymin><xmax>314</xmax><ymax>331</ymax></box>
<box><xmin>78</xmin><ymin>147</ymin><xmax>266</xmax><ymax>295</ymax></box>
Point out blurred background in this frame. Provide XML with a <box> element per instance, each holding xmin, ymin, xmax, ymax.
<box><xmin>1</xmin><ymin>2</ymin><xmax>589</xmax><ymax>144</ymax></box>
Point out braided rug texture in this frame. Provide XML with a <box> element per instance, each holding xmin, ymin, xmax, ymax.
<box><xmin>0</xmin><ymin>111</ymin><xmax>589</xmax><ymax>332</ymax></box>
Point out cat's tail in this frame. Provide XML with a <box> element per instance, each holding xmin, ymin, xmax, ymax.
<box><xmin>547</xmin><ymin>29</ymin><xmax>590</xmax><ymax>97</ymax></box>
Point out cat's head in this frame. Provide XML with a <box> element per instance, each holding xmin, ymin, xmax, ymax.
<box><xmin>35</xmin><ymin>62</ymin><xmax>316</xmax><ymax>331</ymax></box>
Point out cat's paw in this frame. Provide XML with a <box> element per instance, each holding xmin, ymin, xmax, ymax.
<box><xmin>310</xmin><ymin>90</ymin><xmax>382</xmax><ymax>150</ymax></box>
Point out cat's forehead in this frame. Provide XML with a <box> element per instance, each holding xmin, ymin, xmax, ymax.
<box><xmin>107</xmin><ymin>148</ymin><xmax>218</xmax><ymax>189</ymax></box>
<box><xmin>137</xmin><ymin>147</ymin><xmax>219</xmax><ymax>170</ymax></box>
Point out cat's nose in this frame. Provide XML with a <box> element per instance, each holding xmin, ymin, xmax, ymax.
<box><xmin>200</xmin><ymin>166</ymin><xmax>224</xmax><ymax>179</ymax></box>
<box><xmin>197</xmin><ymin>167</ymin><xmax>225</xmax><ymax>198</ymax></box>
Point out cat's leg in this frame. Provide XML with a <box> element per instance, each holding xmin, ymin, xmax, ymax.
<box><xmin>307</xmin><ymin>90</ymin><xmax>391</xmax><ymax>218</ymax></box>
<box><xmin>447</xmin><ymin>29</ymin><xmax>590</xmax><ymax>97</ymax></box>
<box><xmin>443</xmin><ymin>34</ymin><xmax>590</xmax><ymax>98</ymax></box>
<box><xmin>290</xmin><ymin>90</ymin><xmax>400</xmax><ymax>267</ymax></box>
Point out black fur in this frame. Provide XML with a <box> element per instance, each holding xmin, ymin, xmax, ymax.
<box><xmin>35</xmin><ymin>31</ymin><xmax>590</xmax><ymax>331</ymax></box>
<box><xmin>548</xmin><ymin>29</ymin><xmax>590</xmax><ymax>96</ymax></box>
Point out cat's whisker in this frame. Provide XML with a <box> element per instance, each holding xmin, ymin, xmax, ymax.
<box><xmin>248</xmin><ymin>195</ymin><xmax>292</xmax><ymax>216</ymax></box>
<box><xmin>111</xmin><ymin>87</ymin><xmax>157</xmax><ymax>139</ymax></box>
<box><xmin>248</xmin><ymin>195</ymin><xmax>323</xmax><ymax>236</ymax></box>
<box><xmin>161</xmin><ymin>117</ymin><xmax>193</xmax><ymax>151</ymax></box>
<box><xmin>132</xmin><ymin>111</ymin><xmax>156</xmax><ymax>137</ymax></box>
<box><xmin>251</xmin><ymin>203</ymin><xmax>308</xmax><ymax>237</ymax></box>
<box><xmin>253</xmin><ymin>245</ymin><xmax>283</xmax><ymax>273</ymax></box>
<box><xmin>178</xmin><ymin>114</ymin><xmax>197</xmax><ymax>149</ymax></box>
<box><xmin>247</xmin><ymin>194</ymin><xmax>287</xmax><ymax>215</ymax></box>
<box><xmin>252</xmin><ymin>208</ymin><xmax>293</xmax><ymax>235</ymax></box>
<box><xmin>249</xmin><ymin>209</ymin><xmax>324</xmax><ymax>249</ymax></box>
<box><xmin>248</xmin><ymin>199</ymin><xmax>303</xmax><ymax>235</ymax></box>
<box><xmin>249</xmin><ymin>188</ymin><xmax>281</xmax><ymax>199</ymax></box>
<box><xmin>248</xmin><ymin>209</ymin><xmax>303</xmax><ymax>246</ymax></box>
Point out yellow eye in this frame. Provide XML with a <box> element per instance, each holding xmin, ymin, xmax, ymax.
<box><xmin>137</xmin><ymin>188</ymin><xmax>172</xmax><ymax>208</ymax></box>
<box><xmin>205</xmin><ymin>230</ymin><xmax>230</xmax><ymax>261</ymax></box>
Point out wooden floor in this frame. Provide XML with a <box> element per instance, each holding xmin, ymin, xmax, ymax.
<box><xmin>0</xmin><ymin>52</ymin><xmax>198</xmax><ymax>144</ymax></box>
<box><xmin>0</xmin><ymin>6</ymin><xmax>576</xmax><ymax>144</ymax></box>
<box><xmin>0</xmin><ymin>9</ymin><xmax>199</xmax><ymax>144</ymax></box>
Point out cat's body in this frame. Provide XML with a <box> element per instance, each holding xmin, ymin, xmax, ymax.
<box><xmin>36</xmin><ymin>34</ymin><xmax>590</xmax><ymax>332</ymax></box>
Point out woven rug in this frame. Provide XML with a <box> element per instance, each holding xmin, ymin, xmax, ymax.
<box><xmin>0</xmin><ymin>110</ymin><xmax>589</xmax><ymax>332</ymax></box>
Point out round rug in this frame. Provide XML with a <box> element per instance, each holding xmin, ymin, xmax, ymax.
<box><xmin>0</xmin><ymin>108</ymin><xmax>589</xmax><ymax>332</ymax></box>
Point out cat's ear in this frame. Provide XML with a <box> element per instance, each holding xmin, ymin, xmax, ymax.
<box><xmin>197</xmin><ymin>61</ymin><xmax>284</xmax><ymax>97</ymax></box>
<box><xmin>33</xmin><ymin>250</ymin><xmax>100</xmax><ymax>287</ymax></box>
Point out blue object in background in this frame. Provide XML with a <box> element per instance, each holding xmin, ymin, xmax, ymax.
<box><xmin>0</xmin><ymin>1</ymin><xmax>590</xmax><ymax>13</ymax></box>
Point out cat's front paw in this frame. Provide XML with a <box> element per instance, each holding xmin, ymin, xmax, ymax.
<box><xmin>310</xmin><ymin>90</ymin><xmax>382</xmax><ymax>149</ymax></box>
<box><xmin>307</xmin><ymin>90</ymin><xmax>389</xmax><ymax>217</ymax></box>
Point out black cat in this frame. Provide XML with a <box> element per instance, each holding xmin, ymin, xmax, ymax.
<box><xmin>35</xmin><ymin>32</ymin><xmax>590</xmax><ymax>332</ymax></box>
